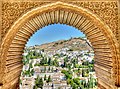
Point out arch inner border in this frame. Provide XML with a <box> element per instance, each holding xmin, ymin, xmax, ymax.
<box><xmin>0</xmin><ymin>1</ymin><xmax>119</xmax><ymax>89</ymax></box>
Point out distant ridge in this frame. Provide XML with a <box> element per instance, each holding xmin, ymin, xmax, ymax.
<box><xmin>27</xmin><ymin>37</ymin><xmax>93</xmax><ymax>51</ymax></box>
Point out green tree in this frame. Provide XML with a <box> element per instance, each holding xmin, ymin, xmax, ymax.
<box><xmin>44</xmin><ymin>66</ymin><xmax>46</xmax><ymax>73</ymax></box>
<box><xmin>33</xmin><ymin>85</ymin><xmax>38</xmax><ymax>89</ymax></box>
<box><xmin>64</xmin><ymin>57</ymin><xmax>68</xmax><ymax>67</ymax></box>
<box><xmin>44</xmin><ymin>74</ymin><xmax>47</xmax><ymax>81</ymax></box>
<box><xmin>44</xmin><ymin>57</ymin><xmax>48</xmax><ymax>64</ymax></box>
<box><xmin>48</xmin><ymin>66</ymin><xmax>51</xmax><ymax>72</ymax></box>
<box><xmin>19</xmin><ymin>79</ymin><xmax>22</xmax><ymax>85</ymax></box>
<box><xmin>26</xmin><ymin>54</ymin><xmax>31</xmax><ymax>60</ymax></box>
<box><xmin>72</xmin><ymin>83</ymin><xmax>78</xmax><ymax>89</ymax></box>
<box><xmin>40</xmin><ymin>57</ymin><xmax>47</xmax><ymax>65</ymax></box>
<box><xmin>91</xmin><ymin>59</ymin><xmax>94</xmax><ymax>64</ymax></box>
<box><xmin>78</xmin><ymin>68</ymin><xmax>82</xmax><ymax>76</ymax></box>
<box><xmin>82</xmin><ymin>69</ymin><xmax>85</xmax><ymax>77</ymax></box>
<box><xmin>53</xmin><ymin>59</ymin><xmax>59</xmax><ymax>67</ymax></box>
<box><xmin>88</xmin><ymin>75</ymin><xmax>94</xmax><ymax>88</ymax></box>
<box><xmin>58</xmin><ymin>87</ymin><xmax>61</xmax><ymax>89</ymax></box>
<box><xmin>48</xmin><ymin>58</ymin><xmax>52</xmax><ymax>65</ymax></box>
<box><xmin>31</xmin><ymin>69</ymin><xmax>34</xmax><ymax>76</ymax></box>
<box><xmin>47</xmin><ymin>75</ymin><xmax>52</xmax><ymax>83</ymax></box>
<box><xmin>39</xmin><ymin>78</ymin><xmax>43</xmax><ymax>89</ymax></box>
<box><xmin>61</xmin><ymin>70</ymin><xmax>67</xmax><ymax>74</ymax></box>
<box><xmin>51</xmin><ymin>67</ymin><xmax>54</xmax><ymax>72</ymax></box>
<box><xmin>69</xmin><ymin>79</ymin><xmax>74</xmax><ymax>87</ymax></box>
<box><xmin>67</xmin><ymin>78</ymin><xmax>71</xmax><ymax>84</ymax></box>
<box><xmin>67</xmin><ymin>63</ymin><xmax>71</xmax><ymax>70</ymax></box>
<box><xmin>29</xmin><ymin>62</ymin><xmax>33</xmax><ymax>68</ymax></box>
<box><xmin>35</xmin><ymin>76</ymin><xmax>43</xmax><ymax>89</ymax></box>
<box><xmin>73</xmin><ymin>78</ymin><xmax>80</xmax><ymax>86</ymax></box>
<box><xmin>61</xmin><ymin>70</ymin><xmax>72</xmax><ymax>79</ymax></box>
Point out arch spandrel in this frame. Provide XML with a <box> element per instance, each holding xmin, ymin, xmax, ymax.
<box><xmin>0</xmin><ymin>1</ymin><xmax>119</xmax><ymax>89</ymax></box>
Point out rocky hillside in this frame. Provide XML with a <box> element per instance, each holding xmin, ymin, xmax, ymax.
<box><xmin>28</xmin><ymin>37</ymin><xmax>93</xmax><ymax>51</ymax></box>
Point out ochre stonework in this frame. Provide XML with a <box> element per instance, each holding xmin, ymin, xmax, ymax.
<box><xmin>2</xmin><ymin>1</ymin><xmax>119</xmax><ymax>40</ymax></box>
<box><xmin>0</xmin><ymin>0</ymin><xmax>120</xmax><ymax>89</ymax></box>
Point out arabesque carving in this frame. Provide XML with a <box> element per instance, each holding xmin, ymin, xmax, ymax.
<box><xmin>0</xmin><ymin>0</ymin><xmax>120</xmax><ymax>89</ymax></box>
<box><xmin>2</xmin><ymin>1</ymin><xmax>118</xmax><ymax>40</ymax></box>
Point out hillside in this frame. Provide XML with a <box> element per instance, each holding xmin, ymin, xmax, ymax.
<box><xmin>27</xmin><ymin>37</ymin><xmax>93</xmax><ymax>52</ymax></box>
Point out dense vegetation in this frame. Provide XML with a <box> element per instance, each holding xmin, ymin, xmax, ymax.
<box><xmin>21</xmin><ymin>49</ymin><xmax>97</xmax><ymax>89</ymax></box>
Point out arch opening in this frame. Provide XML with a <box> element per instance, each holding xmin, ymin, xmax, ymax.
<box><xmin>0</xmin><ymin>2</ymin><xmax>119</xmax><ymax>89</ymax></box>
<box><xmin>20</xmin><ymin>23</ymin><xmax>97</xmax><ymax>89</ymax></box>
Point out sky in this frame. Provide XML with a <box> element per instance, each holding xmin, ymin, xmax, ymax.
<box><xmin>26</xmin><ymin>23</ymin><xmax>85</xmax><ymax>46</ymax></box>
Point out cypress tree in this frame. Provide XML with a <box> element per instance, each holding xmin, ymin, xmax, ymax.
<box><xmin>44</xmin><ymin>74</ymin><xmax>46</xmax><ymax>81</ymax></box>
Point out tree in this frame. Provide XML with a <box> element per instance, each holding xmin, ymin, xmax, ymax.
<box><xmin>51</xmin><ymin>67</ymin><xmax>54</xmax><ymax>72</ymax></box>
<box><xmin>78</xmin><ymin>68</ymin><xmax>82</xmax><ymax>76</ymax></box>
<box><xmin>44</xmin><ymin>66</ymin><xmax>46</xmax><ymax>73</ymax></box>
<box><xmin>35</xmin><ymin>76</ymin><xmax>43</xmax><ymax>89</ymax></box>
<box><xmin>26</xmin><ymin>54</ymin><xmax>30</xmax><ymax>60</ymax></box>
<box><xmin>82</xmin><ymin>69</ymin><xmax>85</xmax><ymax>77</ymax></box>
<box><xmin>44</xmin><ymin>57</ymin><xmax>48</xmax><ymax>64</ymax></box>
<box><xmin>47</xmin><ymin>75</ymin><xmax>52</xmax><ymax>83</ymax></box>
<box><xmin>32</xmin><ymin>50</ymin><xmax>40</xmax><ymax>57</ymax></box>
<box><xmin>67</xmin><ymin>63</ymin><xmax>71</xmax><ymax>70</ymax></box>
<box><xmin>72</xmin><ymin>83</ymin><xmax>78</xmax><ymax>89</ymax></box>
<box><xmin>62</xmin><ymin>70</ymin><xmax>72</xmax><ymax>79</ymax></box>
<box><xmin>91</xmin><ymin>59</ymin><xmax>94</xmax><ymax>64</ymax></box>
<box><xmin>19</xmin><ymin>79</ymin><xmax>22</xmax><ymax>85</ymax></box>
<box><xmin>67</xmin><ymin>78</ymin><xmax>71</xmax><ymax>84</ymax></box>
<box><xmin>39</xmin><ymin>78</ymin><xmax>43</xmax><ymax>89</ymax></box>
<box><xmin>58</xmin><ymin>87</ymin><xmax>61</xmax><ymax>89</ymax></box>
<box><xmin>63</xmin><ymin>57</ymin><xmax>69</xmax><ymax>67</ymax></box>
<box><xmin>94</xmin><ymin>79</ymin><xmax>97</xmax><ymax>86</ymax></box>
<box><xmin>88</xmin><ymin>75</ymin><xmax>94</xmax><ymax>88</ymax></box>
<box><xmin>73</xmin><ymin>78</ymin><xmax>80</xmax><ymax>86</ymax></box>
<box><xmin>83</xmin><ymin>80</ymin><xmax>87</xmax><ymax>88</ymax></box>
<box><xmin>53</xmin><ymin>59</ymin><xmax>59</xmax><ymax>67</ymax></box>
<box><xmin>29</xmin><ymin>62</ymin><xmax>33</xmax><ymax>68</ymax></box>
<box><xmin>48</xmin><ymin>58</ymin><xmax>52</xmax><ymax>65</ymax></box>
<box><xmin>48</xmin><ymin>66</ymin><xmax>51</xmax><ymax>72</ymax></box>
<box><xmin>33</xmin><ymin>85</ymin><xmax>38</xmax><ymax>89</ymax></box>
<box><xmin>44</xmin><ymin>74</ymin><xmax>46</xmax><ymax>81</ymax></box>
<box><xmin>40</xmin><ymin>56</ymin><xmax>48</xmax><ymax>65</ymax></box>
<box><xmin>31</xmin><ymin>69</ymin><xmax>34</xmax><ymax>76</ymax></box>
<box><xmin>69</xmin><ymin>79</ymin><xmax>74</xmax><ymax>87</ymax></box>
<box><xmin>22</xmin><ymin>56</ymin><xmax>29</xmax><ymax>65</ymax></box>
<box><xmin>66</xmin><ymin>73</ymin><xmax>72</xmax><ymax>79</ymax></box>
<box><xmin>61</xmin><ymin>70</ymin><xmax>67</xmax><ymax>74</ymax></box>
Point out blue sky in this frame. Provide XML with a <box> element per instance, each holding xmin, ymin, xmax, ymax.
<box><xmin>26</xmin><ymin>23</ymin><xmax>85</xmax><ymax>46</ymax></box>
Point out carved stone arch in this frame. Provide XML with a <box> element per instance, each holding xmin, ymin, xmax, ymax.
<box><xmin>0</xmin><ymin>1</ymin><xmax>119</xmax><ymax>89</ymax></box>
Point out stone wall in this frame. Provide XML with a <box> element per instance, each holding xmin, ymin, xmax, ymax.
<box><xmin>0</xmin><ymin>0</ymin><xmax>120</xmax><ymax>89</ymax></box>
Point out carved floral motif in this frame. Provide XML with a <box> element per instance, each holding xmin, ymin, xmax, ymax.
<box><xmin>1</xmin><ymin>1</ymin><xmax>119</xmax><ymax>40</ymax></box>
<box><xmin>2</xmin><ymin>2</ymin><xmax>51</xmax><ymax>39</ymax></box>
<box><xmin>70</xmin><ymin>1</ymin><xmax>118</xmax><ymax>38</ymax></box>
